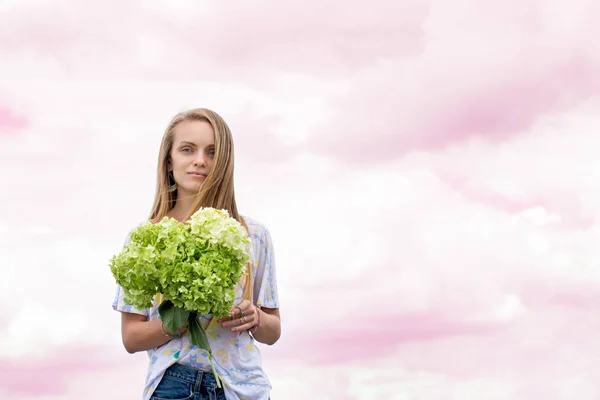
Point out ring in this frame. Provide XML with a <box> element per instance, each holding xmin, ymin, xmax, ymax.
<box><xmin>240</xmin><ymin>316</ymin><xmax>247</xmax><ymax>325</ymax></box>
<box><xmin>241</xmin><ymin>309</ymin><xmax>246</xmax><ymax>317</ymax></box>
<box><xmin>234</xmin><ymin>306</ymin><xmax>242</xmax><ymax>316</ymax></box>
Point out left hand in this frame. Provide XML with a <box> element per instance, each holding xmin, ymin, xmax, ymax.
<box><xmin>217</xmin><ymin>300</ymin><xmax>258</xmax><ymax>333</ymax></box>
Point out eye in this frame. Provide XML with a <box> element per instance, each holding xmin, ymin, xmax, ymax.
<box><xmin>181</xmin><ymin>147</ymin><xmax>193</xmax><ymax>153</ymax></box>
<box><xmin>208</xmin><ymin>150</ymin><xmax>215</xmax><ymax>157</ymax></box>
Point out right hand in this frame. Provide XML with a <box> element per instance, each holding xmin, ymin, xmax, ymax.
<box><xmin>164</xmin><ymin>320</ymin><xmax>189</xmax><ymax>336</ymax></box>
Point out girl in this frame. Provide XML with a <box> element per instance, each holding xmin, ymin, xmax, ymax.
<box><xmin>112</xmin><ymin>108</ymin><xmax>281</xmax><ymax>400</ymax></box>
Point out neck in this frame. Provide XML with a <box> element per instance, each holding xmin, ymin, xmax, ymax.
<box><xmin>168</xmin><ymin>191</ymin><xmax>199</xmax><ymax>222</ymax></box>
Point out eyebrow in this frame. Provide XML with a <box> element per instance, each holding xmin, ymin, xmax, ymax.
<box><xmin>178</xmin><ymin>141</ymin><xmax>197</xmax><ymax>147</ymax></box>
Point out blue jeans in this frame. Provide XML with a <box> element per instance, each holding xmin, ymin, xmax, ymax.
<box><xmin>150</xmin><ymin>363</ymin><xmax>226</xmax><ymax>400</ymax></box>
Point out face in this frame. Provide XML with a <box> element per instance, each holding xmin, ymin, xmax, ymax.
<box><xmin>168</xmin><ymin>119</ymin><xmax>215</xmax><ymax>197</ymax></box>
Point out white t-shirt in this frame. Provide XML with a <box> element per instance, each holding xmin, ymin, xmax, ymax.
<box><xmin>112</xmin><ymin>216</ymin><xmax>280</xmax><ymax>400</ymax></box>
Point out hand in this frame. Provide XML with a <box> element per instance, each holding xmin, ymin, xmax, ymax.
<box><xmin>217</xmin><ymin>300</ymin><xmax>258</xmax><ymax>333</ymax></box>
<box><xmin>175</xmin><ymin>321</ymin><xmax>189</xmax><ymax>335</ymax></box>
<box><xmin>162</xmin><ymin>320</ymin><xmax>189</xmax><ymax>336</ymax></box>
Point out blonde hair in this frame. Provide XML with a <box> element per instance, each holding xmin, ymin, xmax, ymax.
<box><xmin>149</xmin><ymin>108</ymin><xmax>253</xmax><ymax>303</ymax></box>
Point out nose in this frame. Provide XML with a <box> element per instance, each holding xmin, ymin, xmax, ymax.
<box><xmin>193</xmin><ymin>153</ymin><xmax>206</xmax><ymax>167</ymax></box>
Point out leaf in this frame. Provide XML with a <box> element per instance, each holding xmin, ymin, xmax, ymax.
<box><xmin>158</xmin><ymin>300</ymin><xmax>189</xmax><ymax>334</ymax></box>
<box><xmin>188</xmin><ymin>313</ymin><xmax>212</xmax><ymax>355</ymax></box>
<box><xmin>187</xmin><ymin>314</ymin><xmax>221</xmax><ymax>388</ymax></box>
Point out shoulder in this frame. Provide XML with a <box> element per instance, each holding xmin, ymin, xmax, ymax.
<box><xmin>242</xmin><ymin>216</ymin><xmax>271</xmax><ymax>236</ymax></box>
<box><xmin>242</xmin><ymin>216</ymin><xmax>275</xmax><ymax>247</ymax></box>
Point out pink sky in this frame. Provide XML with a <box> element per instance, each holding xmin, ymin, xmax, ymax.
<box><xmin>2</xmin><ymin>0</ymin><xmax>600</xmax><ymax>399</ymax></box>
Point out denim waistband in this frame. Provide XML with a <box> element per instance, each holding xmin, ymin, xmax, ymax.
<box><xmin>164</xmin><ymin>363</ymin><xmax>219</xmax><ymax>389</ymax></box>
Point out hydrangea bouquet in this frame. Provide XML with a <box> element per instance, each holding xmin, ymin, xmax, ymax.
<box><xmin>109</xmin><ymin>208</ymin><xmax>252</xmax><ymax>387</ymax></box>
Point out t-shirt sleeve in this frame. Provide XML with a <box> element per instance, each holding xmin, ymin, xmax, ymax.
<box><xmin>253</xmin><ymin>225</ymin><xmax>280</xmax><ymax>309</ymax></box>
<box><xmin>112</xmin><ymin>284</ymin><xmax>150</xmax><ymax>316</ymax></box>
<box><xmin>110</xmin><ymin>231</ymin><xmax>150</xmax><ymax>317</ymax></box>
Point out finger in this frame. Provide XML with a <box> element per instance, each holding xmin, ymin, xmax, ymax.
<box><xmin>230</xmin><ymin>316</ymin><xmax>256</xmax><ymax>333</ymax></box>
<box><xmin>218</xmin><ymin>304</ymin><xmax>245</xmax><ymax>323</ymax></box>
<box><xmin>220</xmin><ymin>301</ymin><xmax>256</xmax><ymax>326</ymax></box>
<box><xmin>233</xmin><ymin>305</ymin><xmax>244</xmax><ymax>318</ymax></box>
<box><xmin>222</xmin><ymin>314</ymin><xmax>255</xmax><ymax>330</ymax></box>
<box><xmin>229</xmin><ymin>301</ymin><xmax>250</xmax><ymax>318</ymax></box>
<box><xmin>218</xmin><ymin>309</ymin><xmax>242</xmax><ymax>324</ymax></box>
<box><xmin>221</xmin><ymin>316</ymin><xmax>242</xmax><ymax>329</ymax></box>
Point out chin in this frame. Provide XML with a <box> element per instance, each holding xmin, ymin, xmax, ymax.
<box><xmin>179</xmin><ymin>184</ymin><xmax>202</xmax><ymax>196</ymax></box>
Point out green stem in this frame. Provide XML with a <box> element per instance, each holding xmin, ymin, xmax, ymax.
<box><xmin>187</xmin><ymin>313</ymin><xmax>221</xmax><ymax>388</ymax></box>
<box><xmin>208</xmin><ymin>352</ymin><xmax>221</xmax><ymax>388</ymax></box>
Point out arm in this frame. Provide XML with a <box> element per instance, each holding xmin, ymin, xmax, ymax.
<box><xmin>219</xmin><ymin>302</ymin><xmax>281</xmax><ymax>346</ymax></box>
<box><xmin>120</xmin><ymin>312</ymin><xmax>186</xmax><ymax>354</ymax></box>
<box><xmin>218</xmin><ymin>222</ymin><xmax>281</xmax><ymax>344</ymax></box>
<box><xmin>251</xmin><ymin>307</ymin><xmax>281</xmax><ymax>345</ymax></box>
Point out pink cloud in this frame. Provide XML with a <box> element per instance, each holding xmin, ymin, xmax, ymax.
<box><xmin>227</xmin><ymin>109</ymin><xmax>305</xmax><ymax>165</ymax></box>
<box><xmin>270</xmin><ymin>267</ymin><xmax>600</xmax><ymax>386</ymax></box>
<box><xmin>389</xmin><ymin>304</ymin><xmax>600</xmax><ymax>382</ymax></box>
<box><xmin>438</xmin><ymin>171</ymin><xmax>543</xmax><ymax>212</ymax></box>
<box><xmin>311</xmin><ymin>55</ymin><xmax>600</xmax><ymax>161</ymax></box>
<box><xmin>437</xmin><ymin>171</ymin><xmax>595</xmax><ymax>230</ymax></box>
<box><xmin>0</xmin><ymin>2</ymin><xmax>139</xmax><ymax>61</ymax></box>
<box><xmin>174</xmin><ymin>0</ymin><xmax>428</xmax><ymax>74</ymax></box>
<box><xmin>0</xmin><ymin>0</ymin><xmax>428</xmax><ymax>81</ymax></box>
<box><xmin>272</xmin><ymin>308</ymin><xmax>503</xmax><ymax>365</ymax></box>
<box><xmin>264</xmin><ymin>301</ymin><xmax>600</xmax><ymax>399</ymax></box>
<box><xmin>0</xmin><ymin>346</ymin><xmax>122</xmax><ymax>397</ymax></box>
<box><xmin>0</xmin><ymin>106</ymin><xmax>27</xmax><ymax>133</ymax></box>
<box><xmin>2</xmin><ymin>0</ymin><xmax>600</xmax><ymax>398</ymax></box>
<box><xmin>264</xmin><ymin>145</ymin><xmax>600</xmax><ymax>373</ymax></box>
<box><xmin>517</xmin><ymin>278</ymin><xmax>600</xmax><ymax>311</ymax></box>
<box><xmin>307</xmin><ymin>1</ymin><xmax>600</xmax><ymax>161</ymax></box>
<box><xmin>420</xmin><ymin>113</ymin><xmax>600</xmax><ymax>232</ymax></box>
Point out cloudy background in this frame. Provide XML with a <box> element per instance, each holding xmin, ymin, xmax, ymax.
<box><xmin>1</xmin><ymin>0</ymin><xmax>600</xmax><ymax>399</ymax></box>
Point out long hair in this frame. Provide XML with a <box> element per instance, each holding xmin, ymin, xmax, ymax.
<box><xmin>149</xmin><ymin>108</ymin><xmax>253</xmax><ymax>302</ymax></box>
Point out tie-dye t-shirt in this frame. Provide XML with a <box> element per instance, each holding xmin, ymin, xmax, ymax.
<box><xmin>111</xmin><ymin>216</ymin><xmax>280</xmax><ymax>400</ymax></box>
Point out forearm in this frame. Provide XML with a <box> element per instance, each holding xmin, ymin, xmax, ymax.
<box><xmin>252</xmin><ymin>308</ymin><xmax>281</xmax><ymax>345</ymax></box>
<box><xmin>122</xmin><ymin>319</ymin><xmax>174</xmax><ymax>354</ymax></box>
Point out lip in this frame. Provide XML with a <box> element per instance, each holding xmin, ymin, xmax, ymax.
<box><xmin>188</xmin><ymin>172</ymin><xmax>207</xmax><ymax>178</ymax></box>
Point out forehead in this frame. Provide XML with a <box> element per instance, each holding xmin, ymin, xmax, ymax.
<box><xmin>172</xmin><ymin>120</ymin><xmax>215</xmax><ymax>145</ymax></box>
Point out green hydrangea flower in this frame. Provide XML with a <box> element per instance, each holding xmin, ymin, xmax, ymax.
<box><xmin>109</xmin><ymin>207</ymin><xmax>252</xmax><ymax>388</ymax></box>
<box><xmin>110</xmin><ymin>207</ymin><xmax>251</xmax><ymax>316</ymax></box>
